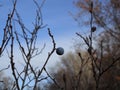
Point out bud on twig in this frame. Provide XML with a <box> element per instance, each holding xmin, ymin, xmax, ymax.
<box><xmin>91</xmin><ymin>26</ymin><xmax>96</xmax><ymax>32</ymax></box>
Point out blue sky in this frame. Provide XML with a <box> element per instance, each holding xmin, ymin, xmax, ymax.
<box><xmin>0</xmin><ymin>0</ymin><xmax>83</xmax><ymax>75</ymax></box>
<box><xmin>0</xmin><ymin>0</ymin><xmax>81</xmax><ymax>49</ymax></box>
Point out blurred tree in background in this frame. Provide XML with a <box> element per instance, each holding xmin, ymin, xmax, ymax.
<box><xmin>46</xmin><ymin>0</ymin><xmax>120</xmax><ymax>90</ymax></box>
<box><xmin>0</xmin><ymin>72</ymin><xmax>14</xmax><ymax>90</ymax></box>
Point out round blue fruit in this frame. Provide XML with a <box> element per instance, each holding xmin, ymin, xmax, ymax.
<box><xmin>56</xmin><ymin>47</ymin><xmax>64</xmax><ymax>55</ymax></box>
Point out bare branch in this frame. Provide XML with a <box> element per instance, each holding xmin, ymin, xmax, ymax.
<box><xmin>0</xmin><ymin>65</ymin><xmax>10</xmax><ymax>72</ymax></box>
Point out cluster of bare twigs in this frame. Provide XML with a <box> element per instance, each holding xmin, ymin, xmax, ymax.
<box><xmin>0</xmin><ymin>0</ymin><xmax>59</xmax><ymax>90</ymax></box>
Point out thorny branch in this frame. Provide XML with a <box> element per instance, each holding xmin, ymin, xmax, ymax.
<box><xmin>33</xmin><ymin>28</ymin><xmax>56</xmax><ymax>89</ymax></box>
<box><xmin>39</xmin><ymin>28</ymin><xmax>56</xmax><ymax>74</ymax></box>
<box><xmin>0</xmin><ymin>0</ymin><xmax>17</xmax><ymax>56</ymax></box>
